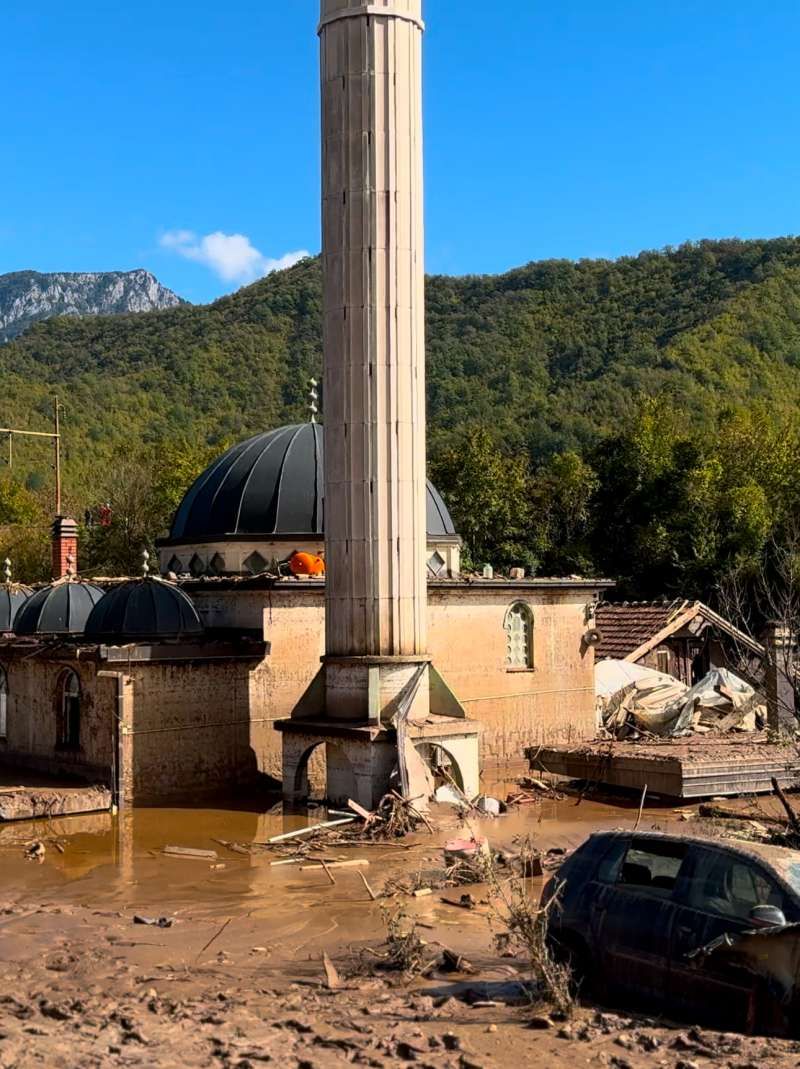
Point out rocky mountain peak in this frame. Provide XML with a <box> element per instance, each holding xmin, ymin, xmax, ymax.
<box><xmin>0</xmin><ymin>269</ymin><xmax>184</xmax><ymax>342</ymax></box>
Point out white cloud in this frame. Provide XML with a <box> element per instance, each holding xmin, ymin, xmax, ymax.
<box><xmin>160</xmin><ymin>229</ymin><xmax>309</xmax><ymax>284</ymax></box>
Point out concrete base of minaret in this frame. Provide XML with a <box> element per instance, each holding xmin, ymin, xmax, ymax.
<box><xmin>276</xmin><ymin>658</ymin><xmax>481</xmax><ymax>810</ymax></box>
<box><xmin>324</xmin><ymin>657</ymin><xmax>431</xmax><ymax>724</ymax></box>
<box><xmin>277</xmin><ymin>715</ymin><xmax>481</xmax><ymax>811</ymax></box>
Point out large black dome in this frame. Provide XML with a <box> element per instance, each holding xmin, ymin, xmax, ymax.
<box><xmin>15</xmin><ymin>581</ymin><xmax>105</xmax><ymax>636</ymax></box>
<box><xmin>168</xmin><ymin>424</ymin><xmax>457</xmax><ymax>542</ymax></box>
<box><xmin>85</xmin><ymin>578</ymin><xmax>203</xmax><ymax>642</ymax></box>
<box><xmin>0</xmin><ymin>584</ymin><xmax>32</xmax><ymax>633</ymax></box>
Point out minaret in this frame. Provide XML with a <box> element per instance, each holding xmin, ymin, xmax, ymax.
<box><xmin>320</xmin><ymin>0</ymin><xmax>429</xmax><ymax>719</ymax></box>
<box><xmin>280</xmin><ymin>1</ymin><xmax>479</xmax><ymax>808</ymax></box>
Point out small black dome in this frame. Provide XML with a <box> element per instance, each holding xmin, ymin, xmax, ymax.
<box><xmin>85</xmin><ymin>578</ymin><xmax>203</xmax><ymax>642</ymax></box>
<box><xmin>0</xmin><ymin>584</ymin><xmax>32</xmax><ymax>633</ymax></box>
<box><xmin>15</xmin><ymin>580</ymin><xmax>105</xmax><ymax>636</ymax></box>
<box><xmin>168</xmin><ymin>423</ymin><xmax>457</xmax><ymax>541</ymax></box>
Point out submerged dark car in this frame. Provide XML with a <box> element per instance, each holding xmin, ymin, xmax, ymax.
<box><xmin>543</xmin><ymin>831</ymin><xmax>800</xmax><ymax>1034</ymax></box>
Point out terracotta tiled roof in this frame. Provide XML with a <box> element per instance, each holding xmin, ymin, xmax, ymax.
<box><xmin>594</xmin><ymin>600</ymin><xmax>692</xmax><ymax>660</ymax></box>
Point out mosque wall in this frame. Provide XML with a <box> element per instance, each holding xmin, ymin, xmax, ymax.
<box><xmin>190</xmin><ymin>581</ymin><xmax>602</xmax><ymax>777</ymax></box>
<box><xmin>0</xmin><ymin>655</ymin><xmax>112</xmax><ymax>781</ymax></box>
<box><xmin>427</xmin><ymin>588</ymin><xmax>599</xmax><ymax>763</ymax></box>
<box><xmin>123</xmin><ymin>659</ymin><xmax>270</xmax><ymax>804</ymax></box>
<box><xmin>0</xmin><ymin>581</ymin><xmax>601</xmax><ymax>799</ymax></box>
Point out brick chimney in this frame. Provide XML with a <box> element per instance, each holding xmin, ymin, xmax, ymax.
<box><xmin>51</xmin><ymin>516</ymin><xmax>78</xmax><ymax>579</ymax></box>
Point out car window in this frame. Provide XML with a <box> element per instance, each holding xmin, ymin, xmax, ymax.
<box><xmin>684</xmin><ymin>848</ymin><xmax>787</xmax><ymax>921</ymax></box>
<box><xmin>596</xmin><ymin>838</ymin><xmax>628</xmax><ymax>884</ymax></box>
<box><xmin>616</xmin><ymin>839</ymin><xmax>687</xmax><ymax>896</ymax></box>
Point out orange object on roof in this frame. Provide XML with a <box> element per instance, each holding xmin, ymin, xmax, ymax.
<box><xmin>288</xmin><ymin>551</ymin><xmax>325</xmax><ymax>576</ymax></box>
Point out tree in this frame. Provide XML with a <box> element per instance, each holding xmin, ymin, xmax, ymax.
<box><xmin>529</xmin><ymin>451</ymin><xmax>599</xmax><ymax>575</ymax></box>
<box><xmin>429</xmin><ymin>426</ymin><xmax>534</xmax><ymax>572</ymax></box>
<box><xmin>83</xmin><ymin>439</ymin><xmax>220</xmax><ymax>577</ymax></box>
<box><xmin>0</xmin><ymin>475</ymin><xmax>50</xmax><ymax>583</ymax></box>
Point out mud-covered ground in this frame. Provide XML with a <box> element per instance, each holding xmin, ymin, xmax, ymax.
<box><xmin>2</xmin><ymin>785</ymin><xmax>800</xmax><ymax>1067</ymax></box>
<box><xmin>3</xmin><ymin>899</ymin><xmax>799</xmax><ymax>1069</ymax></box>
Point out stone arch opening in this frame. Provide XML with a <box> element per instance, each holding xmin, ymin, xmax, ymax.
<box><xmin>414</xmin><ymin>742</ymin><xmax>465</xmax><ymax>793</ymax></box>
<box><xmin>292</xmin><ymin>741</ymin><xmax>327</xmax><ymax>800</ymax></box>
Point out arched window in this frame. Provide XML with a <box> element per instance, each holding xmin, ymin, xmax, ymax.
<box><xmin>0</xmin><ymin>666</ymin><xmax>7</xmax><ymax>739</ymax></box>
<box><xmin>505</xmin><ymin>602</ymin><xmax>534</xmax><ymax>669</ymax></box>
<box><xmin>57</xmin><ymin>669</ymin><xmax>81</xmax><ymax>749</ymax></box>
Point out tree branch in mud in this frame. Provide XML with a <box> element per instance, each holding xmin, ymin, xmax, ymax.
<box><xmin>481</xmin><ymin>837</ymin><xmax>574</xmax><ymax>1018</ymax></box>
<box><xmin>364</xmin><ymin>904</ymin><xmax>432</xmax><ymax>977</ymax></box>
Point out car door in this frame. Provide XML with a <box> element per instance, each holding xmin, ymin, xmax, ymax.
<box><xmin>668</xmin><ymin>844</ymin><xmax>792</xmax><ymax>1028</ymax></box>
<box><xmin>595</xmin><ymin>837</ymin><xmax>688</xmax><ymax>1005</ymax></box>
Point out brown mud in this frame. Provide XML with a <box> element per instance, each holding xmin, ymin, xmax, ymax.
<box><xmin>2</xmin><ymin>783</ymin><xmax>800</xmax><ymax>1067</ymax></box>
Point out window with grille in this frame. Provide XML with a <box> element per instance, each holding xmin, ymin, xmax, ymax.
<box><xmin>0</xmin><ymin>666</ymin><xmax>7</xmax><ymax>738</ymax></box>
<box><xmin>505</xmin><ymin>602</ymin><xmax>534</xmax><ymax>669</ymax></box>
<box><xmin>57</xmin><ymin>669</ymin><xmax>81</xmax><ymax>749</ymax></box>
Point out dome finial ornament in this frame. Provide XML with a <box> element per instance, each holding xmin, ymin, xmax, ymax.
<box><xmin>3</xmin><ymin>558</ymin><xmax>11</xmax><ymax>584</ymax></box>
<box><xmin>308</xmin><ymin>378</ymin><xmax>319</xmax><ymax>423</ymax></box>
<box><xmin>66</xmin><ymin>554</ymin><xmax>75</xmax><ymax>580</ymax></box>
<box><xmin>142</xmin><ymin>549</ymin><xmax>151</xmax><ymax>578</ymax></box>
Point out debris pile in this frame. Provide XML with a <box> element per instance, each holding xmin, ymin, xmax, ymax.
<box><xmin>506</xmin><ymin>776</ymin><xmax>565</xmax><ymax>806</ymax></box>
<box><xmin>362</xmin><ymin>904</ymin><xmax>477</xmax><ymax>980</ymax></box>
<box><xmin>701</xmin><ymin>777</ymin><xmax>800</xmax><ymax>850</ymax></box>
<box><xmin>349</xmin><ymin>792</ymin><xmax>433</xmax><ymax>840</ymax></box>
<box><xmin>597</xmin><ymin>660</ymin><xmax>765</xmax><ymax>740</ymax></box>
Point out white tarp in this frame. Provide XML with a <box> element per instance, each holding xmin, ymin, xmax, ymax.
<box><xmin>595</xmin><ymin>659</ymin><xmax>673</xmax><ymax>700</ymax></box>
<box><xmin>596</xmin><ymin>659</ymin><xmax>762</xmax><ymax>738</ymax></box>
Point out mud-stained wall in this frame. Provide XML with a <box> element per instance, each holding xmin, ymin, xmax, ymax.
<box><xmin>427</xmin><ymin>589</ymin><xmax>597</xmax><ymax>763</ymax></box>
<box><xmin>193</xmin><ymin>588</ymin><xmax>326</xmax><ymax>781</ymax></box>
<box><xmin>192</xmin><ymin>582</ymin><xmax>601</xmax><ymax>773</ymax></box>
<box><xmin>125</xmin><ymin>659</ymin><xmax>269</xmax><ymax>804</ymax></box>
<box><xmin>0</xmin><ymin>656</ymin><xmax>112</xmax><ymax>781</ymax></box>
<box><xmin>0</xmin><ymin>582</ymin><xmax>601</xmax><ymax>798</ymax></box>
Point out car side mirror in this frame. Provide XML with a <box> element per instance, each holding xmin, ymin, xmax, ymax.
<box><xmin>749</xmin><ymin>904</ymin><xmax>786</xmax><ymax>929</ymax></box>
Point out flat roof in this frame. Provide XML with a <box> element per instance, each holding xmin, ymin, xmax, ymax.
<box><xmin>173</xmin><ymin>574</ymin><xmax>614</xmax><ymax>593</ymax></box>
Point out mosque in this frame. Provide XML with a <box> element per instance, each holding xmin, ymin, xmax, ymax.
<box><xmin>0</xmin><ymin>1</ymin><xmax>613</xmax><ymax>808</ymax></box>
<box><xmin>0</xmin><ymin>426</ymin><xmax>609</xmax><ymax>805</ymax></box>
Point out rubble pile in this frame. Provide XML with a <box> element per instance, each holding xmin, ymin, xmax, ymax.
<box><xmin>596</xmin><ymin>660</ymin><xmax>765</xmax><ymax>740</ymax></box>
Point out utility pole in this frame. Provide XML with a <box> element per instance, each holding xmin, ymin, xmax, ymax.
<box><xmin>54</xmin><ymin>398</ymin><xmax>62</xmax><ymax>515</ymax></box>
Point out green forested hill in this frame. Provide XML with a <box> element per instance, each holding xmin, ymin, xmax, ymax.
<box><xmin>4</xmin><ymin>236</ymin><xmax>800</xmax><ymax>593</ymax></box>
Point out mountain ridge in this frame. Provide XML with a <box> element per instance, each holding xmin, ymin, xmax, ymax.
<box><xmin>3</xmin><ymin>236</ymin><xmax>800</xmax><ymax>498</ymax></box>
<box><xmin>0</xmin><ymin>268</ymin><xmax>184</xmax><ymax>342</ymax></box>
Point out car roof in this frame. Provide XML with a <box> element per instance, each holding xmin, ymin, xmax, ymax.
<box><xmin>588</xmin><ymin>829</ymin><xmax>800</xmax><ymax>876</ymax></box>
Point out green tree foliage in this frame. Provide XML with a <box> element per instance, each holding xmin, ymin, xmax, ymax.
<box><xmin>0</xmin><ymin>474</ymin><xmax>51</xmax><ymax>582</ymax></box>
<box><xmin>82</xmin><ymin>439</ymin><xmax>221</xmax><ymax>577</ymax></box>
<box><xmin>588</xmin><ymin>403</ymin><xmax>800</xmax><ymax>598</ymax></box>
<box><xmin>5</xmin><ymin>238</ymin><xmax>800</xmax><ymax>589</ymax></box>
<box><xmin>429</xmin><ymin>426</ymin><xmax>533</xmax><ymax>571</ymax></box>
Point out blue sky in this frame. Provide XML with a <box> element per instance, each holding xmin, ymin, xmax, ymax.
<box><xmin>2</xmin><ymin>0</ymin><xmax>799</xmax><ymax>304</ymax></box>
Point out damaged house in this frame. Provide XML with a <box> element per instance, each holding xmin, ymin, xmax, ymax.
<box><xmin>594</xmin><ymin>599</ymin><xmax>766</xmax><ymax>685</ymax></box>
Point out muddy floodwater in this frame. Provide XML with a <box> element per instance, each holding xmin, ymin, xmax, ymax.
<box><xmin>0</xmin><ymin>782</ymin><xmax>690</xmax><ymax>933</ymax></box>
<box><xmin>4</xmin><ymin>783</ymin><xmax>798</xmax><ymax>1068</ymax></box>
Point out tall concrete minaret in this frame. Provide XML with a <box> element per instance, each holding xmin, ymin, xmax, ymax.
<box><xmin>281</xmin><ymin>1</ymin><xmax>478</xmax><ymax>808</ymax></box>
<box><xmin>320</xmin><ymin>0</ymin><xmax>429</xmax><ymax>720</ymax></box>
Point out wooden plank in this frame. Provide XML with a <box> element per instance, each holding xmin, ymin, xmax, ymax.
<box><xmin>299</xmin><ymin>859</ymin><xmax>369</xmax><ymax>871</ymax></box>
<box><xmin>163</xmin><ymin>846</ymin><xmax>218</xmax><ymax>860</ymax></box>
<box><xmin>264</xmin><ymin>818</ymin><xmax>355</xmax><ymax>844</ymax></box>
